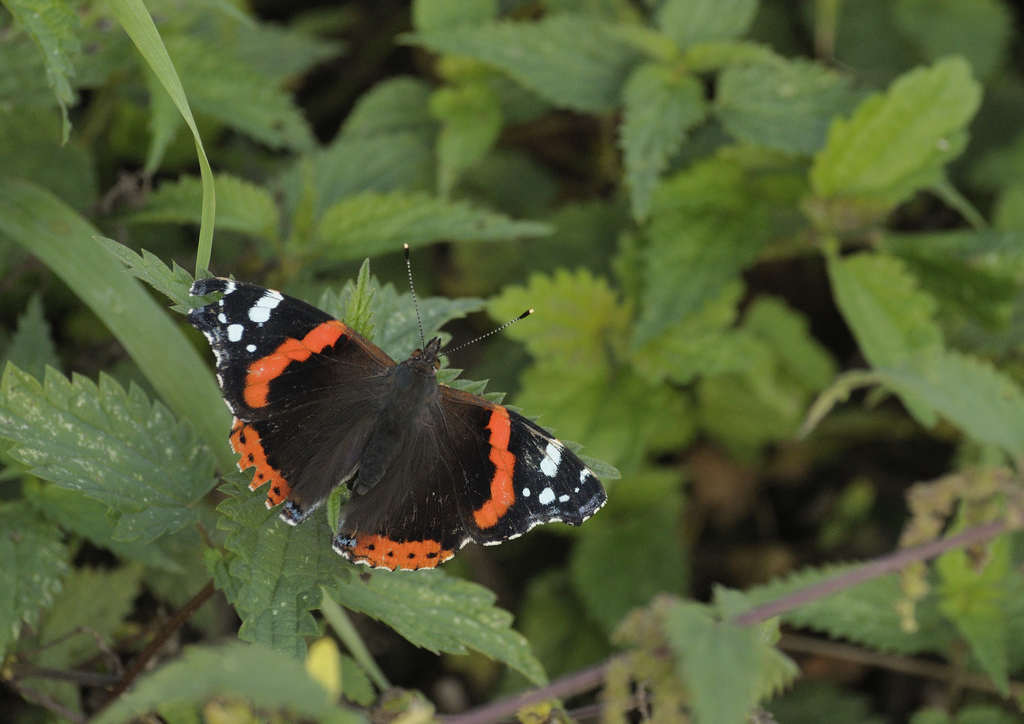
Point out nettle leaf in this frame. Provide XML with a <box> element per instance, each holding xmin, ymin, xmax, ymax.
<box><xmin>740</xmin><ymin>565</ymin><xmax>955</xmax><ymax>656</ymax></box>
<box><xmin>312</xmin><ymin>190</ymin><xmax>552</xmax><ymax>260</ymax></box>
<box><xmin>165</xmin><ymin>35</ymin><xmax>315</xmax><ymax>151</ymax></box>
<box><xmin>893</xmin><ymin>0</ymin><xmax>1012</xmax><ymax>81</ymax></box>
<box><xmin>715</xmin><ymin>57</ymin><xmax>858</xmax><ymax>155</ymax></box>
<box><xmin>329</xmin><ymin>569</ymin><xmax>547</xmax><ymax>685</ymax></box>
<box><xmin>216</xmin><ymin>477</ymin><xmax>348</xmax><ymax>660</ymax></box>
<box><xmin>0</xmin><ymin>502</ymin><xmax>69</xmax><ymax>658</ymax></box>
<box><xmin>341</xmin><ymin>76</ymin><xmax>437</xmax><ymax>139</ymax></box>
<box><xmin>656</xmin><ymin>0</ymin><xmax>758</xmax><ymax>49</ymax></box>
<box><xmin>935</xmin><ymin>536</ymin><xmax>1012</xmax><ymax>694</ymax></box>
<box><xmin>97</xmin><ymin>239</ymin><xmax>207</xmax><ymax>314</ymax></box>
<box><xmin>875</xmin><ymin>351</ymin><xmax>1024</xmax><ymax>458</ymax></box>
<box><xmin>665</xmin><ymin>601</ymin><xmax>797</xmax><ymax>724</ymax></box>
<box><xmin>5</xmin><ymin>0</ymin><xmax>81</xmax><ymax>141</ymax></box>
<box><xmin>128</xmin><ymin>173</ymin><xmax>280</xmax><ymax>241</ymax></box>
<box><xmin>431</xmin><ymin>81</ymin><xmax>504</xmax><ymax>197</ymax></box>
<box><xmin>319</xmin><ymin>273</ymin><xmax>484</xmax><ymax>361</ymax></box>
<box><xmin>409</xmin><ymin>15</ymin><xmax>644</xmax><ymax>113</ymax></box>
<box><xmin>413</xmin><ymin>0</ymin><xmax>497</xmax><ymax>32</ymax></box>
<box><xmin>570</xmin><ymin>468</ymin><xmax>686</xmax><ymax>634</ymax></box>
<box><xmin>620</xmin><ymin>62</ymin><xmax>707</xmax><ymax>221</ymax></box>
<box><xmin>92</xmin><ymin>642</ymin><xmax>352</xmax><ymax>724</ymax></box>
<box><xmin>3</xmin><ymin>294</ymin><xmax>59</xmax><ymax>381</ymax></box>
<box><xmin>25</xmin><ymin>563</ymin><xmax>144</xmax><ymax>714</ymax></box>
<box><xmin>636</xmin><ymin>153</ymin><xmax>805</xmax><ymax>346</ymax></box>
<box><xmin>228</xmin><ymin>17</ymin><xmax>344</xmax><ymax>81</ymax></box>
<box><xmin>810</xmin><ymin>57</ymin><xmax>982</xmax><ymax>208</ymax></box>
<box><xmin>0</xmin><ymin>363</ymin><xmax>218</xmax><ymax>542</ymax></box>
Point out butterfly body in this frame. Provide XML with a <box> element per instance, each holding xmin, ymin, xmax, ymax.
<box><xmin>188</xmin><ymin>277</ymin><xmax>606</xmax><ymax>570</ymax></box>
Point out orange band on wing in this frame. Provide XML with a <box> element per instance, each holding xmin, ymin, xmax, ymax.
<box><xmin>342</xmin><ymin>534</ymin><xmax>454</xmax><ymax>571</ymax></box>
<box><xmin>230</xmin><ymin>419</ymin><xmax>291</xmax><ymax>507</ymax></box>
<box><xmin>243</xmin><ymin>320</ymin><xmax>349</xmax><ymax>408</ymax></box>
<box><xmin>473</xmin><ymin>407</ymin><xmax>516</xmax><ymax>529</ymax></box>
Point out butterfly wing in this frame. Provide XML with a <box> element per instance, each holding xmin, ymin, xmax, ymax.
<box><xmin>188</xmin><ymin>278</ymin><xmax>395</xmax><ymax>519</ymax></box>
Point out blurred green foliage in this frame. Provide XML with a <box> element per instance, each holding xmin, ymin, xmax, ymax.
<box><xmin>3</xmin><ymin>0</ymin><xmax>1024</xmax><ymax>722</ymax></box>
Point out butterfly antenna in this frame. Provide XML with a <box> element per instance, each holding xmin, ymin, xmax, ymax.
<box><xmin>441</xmin><ymin>309</ymin><xmax>533</xmax><ymax>358</ymax></box>
<box><xmin>404</xmin><ymin>244</ymin><xmax>426</xmax><ymax>349</ymax></box>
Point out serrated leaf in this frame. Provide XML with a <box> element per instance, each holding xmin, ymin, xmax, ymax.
<box><xmin>92</xmin><ymin>642</ymin><xmax>354</xmax><ymax>724</ymax></box>
<box><xmin>5</xmin><ymin>0</ymin><xmax>81</xmax><ymax>141</ymax></box>
<box><xmin>741</xmin><ymin>565</ymin><xmax>955</xmax><ymax>656</ymax></box>
<box><xmin>569</xmin><ymin>469</ymin><xmax>686</xmax><ymax>634</ymax></box>
<box><xmin>344</xmin><ymin>259</ymin><xmax>377</xmax><ymax>339</ymax></box>
<box><xmin>665</xmin><ymin>601</ymin><xmax>794</xmax><ymax>724</ymax></box>
<box><xmin>97</xmin><ymin>238</ymin><xmax>207</xmax><ymax>314</ymax></box>
<box><xmin>0</xmin><ymin>364</ymin><xmax>217</xmax><ymax>542</ymax></box>
<box><xmin>413</xmin><ymin>0</ymin><xmax>496</xmax><ymax>32</ymax></box>
<box><xmin>341</xmin><ymin>76</ymin><xmax>437</xmax><ymax>139</ymax></box>
<box><xmin>875</xmin><ymin>351</ymin><xmax>1024</xmax><ymax>458</ymax></box>
<box><xmin>3</xmin><ymin>294</ymin><xmax>59</xmax><ymax>381</ymax></box>
<box><xmin>656</xmin><ymin>0</ymin><xmax>758</xmax><ymax>49</ymax></box>
<box><xmin>228</xmin><ymin>17</ymin><xmax>344</xmax><ymax>81</ymax></box>
<box><xmin>25</xmin><ymin>563</ymin><xmax>143</xmax><ymax>714</ymax></box>
<box><xmin>893</xmin><ymin>0</ymin><xmax>1012</xmax><ymax>81</ymax></box>
<box><xmin>320</xmin><ymin>277</ymin><xmax>484</xmax><ymax>361</ymax></box>
<box><xmin>935</xmin><ymin>536</ymin><xmax>1011</xmax><ymax>694</ymax></box>
<box><xmin>716</xmin><ymin>57</ymin><xmax>857</xmax><ymax>155</ymax></box>
<box><xmin>312</xmin><ymin>190</ymin><xmax>552</xmax><ymax>260</ymax></box>
<box><xmin>635</xmin><ymin>154</ymin><xmax>804</xmax><ymax>346</ymax></box>
<box><xmin>620</xmin><ymin>62</ymin><xmax>707</xmax><ymax>221</ymax></box>
<box><xmin>742</xmin><ymin>297</ymin><xmax>837</xmax><ymax>391</ymax></box>
<box><xmin>165</xmin><ymin>35</ymin><xmax>314</xmax><ymax>151</ymax></box>
<box><xmin>128</xmin><ymin>173</ymin><xmax>281</xmax><ymax>240</ymax></box>
<box><xmin>216</xmin><ymin>476</ymin><xmax>349</xmax><ymax>659</ymax></box>
<box><xmin>0</xmin><ymin>502</ymin><xmax>69</xmax><ymax>658</ymax></box>
<box><xmin>339</xmin><ymin>652</ymin><xmax>376</xmax><ymax>706</ymax></box>
<box><xmin>810</xmin><ymin>57</ymin><xmax>982</xmax><ymax>207</ymax></box>
<box><xmin>409</xmin><ymin>15</ymin><xmax>644</xmax><ymax>113</ymax></box>
<box><xmin>431</xmin><ymin>81</ymin><xmax>503</xmax><ymax>197</ymax></box>
<box><xmin>330</xmin><ymin>568</ymin><xmax>547</xmax><ymax>685</ymax></box>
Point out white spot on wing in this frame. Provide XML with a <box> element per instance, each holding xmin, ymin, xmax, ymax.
<box><xmin>558</xmin><ymin>494</ymin><xmax>570</xmax><ymax>503</ymax></box>
<box><xmin>246</xmin><ymin>344</ymin><xmax>257</xmax><ymax>353</ymax></box>
<box><xmin>538</xmin><ymin>487</ymin><xmax>555</xmax><ymax>505</ymax></box>
<box><xmin>227</xmin><ymin>324</ymin><xmax>244</xmax><ymax>342</ymax></box>
<box><xmin>248</xmin><ymin>292</ymin><xmax>282</xmax><ymax>324</ymax></box>
<box><xmin>522</xmin><ymin>487</ymin><xmax>531</xmax><ymax>497</ymax></box>
<box><xmin>218</xmin><ymin>312</ymin><xmax>228</xmax><ymax>324</ymax></box>
<box><xmin>540</xmin><ymin>442</ymin><xmax>562</xmax><ymax>477</ymax></box>
<box><xmin>224</xmin><ymin>281</ymin><xmax>237</xmax><ymax>295</ymax></box>
<box><xmin>579</xmin><ymin>469</ymin><xmax>591</xmax><ymax>484</ymax></box>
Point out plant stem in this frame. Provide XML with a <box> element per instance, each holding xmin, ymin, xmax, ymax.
<box><xmin>319</xmin><ymin>587</ymin><xmax>391</xmax><ymax>691</ymax></box>
<box><xmin>96</xmin><ymin>578</ymin><xmax>217</xmax><ymax>711</ymax></box>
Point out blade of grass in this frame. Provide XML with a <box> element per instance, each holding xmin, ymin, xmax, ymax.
<box><xmin>319</xmin><ymin>587</ymin><xmax>390</xmax><ymax>691</ymax></box>
<box><xmin>0</xmin><ymin>178</ymin><xmax>234</xmax><ymax>471</ymax></box>
<box><xmin>103</xmin><ymin>0</ymin><xmax>216</xmax><ymax>271</ymax></box>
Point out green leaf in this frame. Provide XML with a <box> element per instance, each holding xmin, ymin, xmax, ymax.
<box><xmin>413</xmin><ymin>0</ymin><xmax>496</xmax><ymax>32</ymax></box>
<box><xmin>143</xmin><ymin>65</ymin><xmax>183</xmax><ymax>174</ymax></box>
<box><xmin>893</xmin><ymin>0</ymin><xmax>1012</xmax><ymax>81</ymax></box>
<box><xmin>344</xmin><ymin>259</ymin><xmax>377</xmax><ymax>339</ymax></box>
<box><xmin>0</xmin><ymin>502</ymin><xmax>69</xmax><ymax>658</ymax></box>
<box><xmin>656</xmin><ymin>0</ymin><xmax>758</xmax><ymax>49</ymax></box>
<box><xmin>743</xmin><ymin>297</ymin><xmax>837</xmax><ymax>392</ymax></box>
<box><xmin>3</xmin><ymin>294</ymin><xmax>59</xmax><ymax>381</ymax></box>
<box><xmin>216</xmin><ymin>476</ymin><xmax>348</xmax><ymax>659</ymax></box>
<box><xmin>827</xmin><ymin>252</ymin><xmax>944</xmax><ymax>367</ymax></box>
<box><xmin>104</xmin><ymin>0</ymin><xmax>217</xmax><ymax>270</ymax></box>
<box><xmin>665</xmin><ymin>601</ymin><xmax>797</xmax><ymax>724</ymax></box>
<box><xmin>165</xmin><ymin>35</ymin><xmax>315</xmax><ymax>151</ymax></box>
<box><xmin>25</xmin><ymin>563</ymin><xmax>144</xmax><ymax>714</ymax></box>
<box><xmin>330</xmin><ymin>568</ymin><xmax>547</xmax><ymax>685</ymax></box>
<box><xmin>341</xmin><ymin>76</ymin><xmax>437</xmax><ymax>139</ymax></box>
<box><xmin>570</xmin><ymin>468</ymin><xmax>686</xmax><ymax>634</ymax></box>
<box><xmin>0</xmin><ymin>178</ymin><xmax>234</xmax><ymax>472</ymax></box>
<box><xmin>620</xmin><ymin>62</ymin><xmax>707</xmax><ymax>221</ymax></box>
<box><xmin>96</xmin><ymin>239</ymin><xmax>207</xmax><ymax>314</ymax></box>
<box><xmin>92</xmin><ymin>642</ymin><xmax>355</xmax><ymax>724</ymax></box>
<box><xmin>810</xmin><ymin>57</ymin><xmax>982</xmax><ymax>208</ymax></box>
<box><xmin>716</xmin><ymin>57</ymin><xmax>857</xmax><ymax>155</ymax></box>
<box><xmin>313</xmin><ymin>191</ymin><xmax>552</xmax><ymax>260</ymax></box>
<box><xmin>874</xmin><ymin>351</ymin><xmax>1024</xmax><ymax>458</ymax></box>
<box><xmin>935</xmin><ymin>535</ymin><xmax>1011</xmax><ymax>694</ymax></box>
<box><xmin>0</xmin><ymin>364</ymin><xmax>218</xmax><ymax>542</ymax></box>
<box><xmin>129</xmin><ymin>172</ymin><xmax>281</xmax><ymax>241</ymax></box>
<box><xmin>409</xmin><ymin>15</ymin><xmax>644</xmax><ymax>113</ymax></box>
<box><xmin>319</xmin><ymin>272</ymin><xmax>484</xmax><ymax>361</ymax></box>
<box><xmin>4</xmin><ymin>0</ymin><xmax>81</xmax><ymax>141</ymax></box>
<box><xmin>339</xmin><ymin>652</ymin><xmax>376</xmax><ymax>706</ymax></box>
<box><xmin>636</xmin><ymin>154</ymin><xmax>804</xmax><ymax>346</ymax></box>
<box><xmin>431</xmin><ymin>81</ymin><xmax>504</xmax><ymax>197</ymax></box>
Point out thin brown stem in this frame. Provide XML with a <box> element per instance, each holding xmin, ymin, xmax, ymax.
<box><xmin>7</xmin><ymin>679</ymin><xmax>86</xmax><ymax>724</ymax></box>
<box><xmin>779</xmin><ymin>633</ymin><xmax>1024</xmax><ymax>699</ymax></box>
<box><xmin>8</xmin><ymin>663</ymin><xmax>120</xmax><ymax>687</ymax></box>
<box><xmin>96</xmin><ymin>579</ymin><xmax>217</xmax><ymax>711</ymax></box>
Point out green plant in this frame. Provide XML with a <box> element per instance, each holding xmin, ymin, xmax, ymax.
<box><xmin>3</xmin><ymin>0</ymin><xmax>1024</xmax><ymax>723</ymax></box>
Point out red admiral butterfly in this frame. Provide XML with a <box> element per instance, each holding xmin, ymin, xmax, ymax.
<box><xmin>188</xmin><ymin>275</ymin><xmax>606</xmax><ymax>570</ymax></box>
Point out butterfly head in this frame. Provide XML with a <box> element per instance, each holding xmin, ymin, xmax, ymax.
<box><xmin>407</xmin><ymin>336</ymin><xmax>443</xmax><ymax>373</ymax></box>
